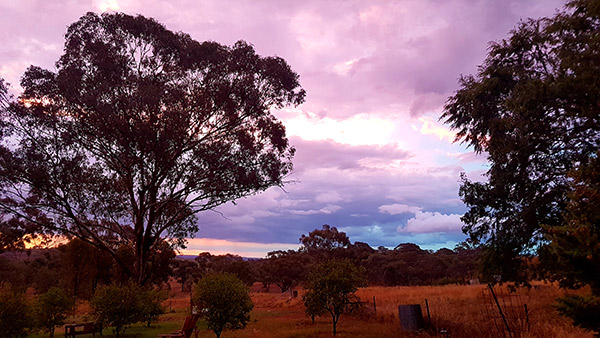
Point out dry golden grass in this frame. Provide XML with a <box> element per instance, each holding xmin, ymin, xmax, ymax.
<box><xmin>354</xmin><ymin>283</ymin><xmax>592</xmax><ymax>338</ymax></box>
<box><xmin>25</xmin><ymin>281</ymin><xmax>589</xmax><ymax>337</ymax></box>
<box><xmin>158</xmin><ymin>281</ymin><xmax>591</xmax><ymax>338</ymax></box>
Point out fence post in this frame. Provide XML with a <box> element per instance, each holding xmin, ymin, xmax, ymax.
<box><xmin>488</xmin><ymin>283</ymin><xmax>512</xmax><ymax>338</ymax></box>
<box><xmin>373</xmin><ymin>296</ymin><xmax>377</xmax><ymax>315</ymax></box>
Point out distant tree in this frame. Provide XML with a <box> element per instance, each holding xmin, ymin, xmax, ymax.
<box><xmin>300</xmin><ymin>225</ymin><xmax>350</xmax><ymax>253</ymax></box>
<box><xmin>0</xmin><ymin>287</ymin><xmax>30</xmax><ymax>338</ymax></box>
<box><xmin>209</xmin><ymin>254</ymin><xmax>255</xmax><ymax>286</ymax></box>
<box><xmin>302</xmin><ymin>260</ymin><xmax>366</xmax><ymax>336</ymax></box>
<box><xmin>0</xmin><ymin>12</ymin><xmax>304</xmax><ymax>284</ymax></box>
<box><xmin>172</xmin><ymin>259</ymin><xmax>201</xmax><ymax>292</ymax></box>
<box><xmin>91</xmin><ymin>283</ymin><xmax>140</xmax><ymax>338</ymax></box>
<box><xmin>193</xmin><ymin>273</ymin><xmax>254</xmax><ymax>338</ymax></box>
<box><xmin>264</xmin><ymin>250</ymin><xmax>306</xmax><ymax>293</ymax></box>
<box><xmin>441</xmin><ymin>0</ymin><xmax>600</xmax><ymax>284</ymax></box>
<box><xmin>34</xmin><ymin>287</ymin><xmax>75</xmax><ymax>337</ymax></box>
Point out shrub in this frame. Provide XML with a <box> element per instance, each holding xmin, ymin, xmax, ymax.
<box><xmin>90</xmin><ymin>283</ymin><xmax>140</xmax><ymax>338</ymax></box>
<box><xmin>556</xmin><ymin>295</ymin><xmax>600</xmax><ymax>336</ymax></box>
<box><xmin>303</xmin><ymin>259</ymin><xmax>366</xmax><ymax>336</ymax></box>
<box><xmin>139</xmin><ymin>288</ymin><xmax>167</xmax><ymax>328</ymax></box>
<box><xmin>0</xmin><ymin>288</ymin><xmax>30</xmax><ymax>338</ymax></box>
<box><xmin>193</xmin><ymin>273</ymin><xmax>254</xmax><ymax>338</ymax></box>
<box><xmin>35</xmin><ymin>287</ymin><xmax>75</xmax><ymax>337</ymax></box>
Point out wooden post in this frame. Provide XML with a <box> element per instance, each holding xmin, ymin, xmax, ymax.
<box><xmin>425</xmin><ymin>299</ymin><xmax>431</xmax><ymax>325</ymax></box>
<box><xmin>373</xmin><ymin>296</ymin><xmax>377</xmax><ymax>315</ymax></box>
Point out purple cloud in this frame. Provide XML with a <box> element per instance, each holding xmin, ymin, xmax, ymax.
<box><xmin>0</xmin><ymin>0</ymin><xmax>566</xmax><ymax>255</ymax></box>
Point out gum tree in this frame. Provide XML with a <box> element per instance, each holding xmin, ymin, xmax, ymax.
<box><xmin>0</xmin><ymin>12</ymin><xmax>304</xmax><ymax>284</ymax></box>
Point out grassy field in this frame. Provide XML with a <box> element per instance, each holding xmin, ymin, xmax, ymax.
<box><xmin>33</xmin><ymin>282</ymin><xmax>590</xmax><ymax>338</ymax></box>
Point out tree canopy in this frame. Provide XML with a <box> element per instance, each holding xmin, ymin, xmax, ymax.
<box><xmin>0</xmin><ymin>12</ymin><xmax>304</xmax><ymax>283</ymax></box>
<box><xmin>299</xmin><ymin>224</ymin><xmax>350</xmax><ymax>252</ymax></box>
<box><xmin>302</xmin><ymin>259</ymin><xmax>365</xmax><ymax>336</ymax></box>
<box><xmin>441</xmin><ymin>0</ymin><xmax>600</xmax><ymax>283</ymax></box>
<box><xmin>193</xmin><ymin>273</ymin><xmax>254</xmax><ymax>338</ymax></box>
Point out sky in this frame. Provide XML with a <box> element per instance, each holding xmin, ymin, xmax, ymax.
<box><xmin>0</xmin><ymin>0</ymin><xmax>566</xmax><ymax>257</ymax></box>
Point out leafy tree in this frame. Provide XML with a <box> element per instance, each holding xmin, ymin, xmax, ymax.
<box><xmin>0</xmin><ymin>12</ymin><xmax>304</xmax><ymax>284</ymax></box>
<box><xmin>193</xmin><ymin>273</ymin><xmax>254</xmax><ymax>338</ymax></box>
<box><xmin>538</xmin><ymin>153</ymin><xmax>600</xmax><ymax>335</ymax></box>
<box><xmin>0</xmin><ymin>287</ymin><xmax>30</xmax><ymax>338</ymax></box>
<box><xmin>138</xmin><ymin>288</ymin><xmax>167</xmax><ymax>328</ymax></box>
<box><xmin>300</xmin><ymin>225</ymin><xmax>350</xmax><ymax>253</ymax></box>
<box><xmin>264</xmin><ymin>250</ymin><xmax>306</xmax><ymax>293</ymax></box>
<box><xmin>0</xmin><ymin>78</ymin><xmax>46</xmax><ymax>254</ymax></box>
<box><xmin>302</xmin><ymin>260</ymin><xmax>366</xmax><ymax>336</ymax></box>
<box><xmin>441</xmin><ymin>0</ymin><xmax>600</xmax><ymax>283</ymax></box>
<box><xmin>91</xmin><ymin>283</ymin><xmax>140</xmax><ymax>338</ymax></box>
<box><xmin>58</xmin><ymin>238</ymin><xmax>113</xmax><ymax>298</ymax></box>
<box><xmin>172</xmin><ymin>259</ymin><xmax>202</xmax><ymax>292</ymax></box>
<box><xmin>34</xmin><ymin>287</ymin><xmax>75</xmax><ymax>337</ymax></box>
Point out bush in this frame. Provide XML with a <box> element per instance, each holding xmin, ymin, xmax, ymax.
<box><xmin>556</xmin><ymin>295</ymin><xmax>600</xmax><ymax>336</ymax></box>
<box><xmin>0</xmin><ymin>288</ymin><xmax>30</xmax><ymax>338</ymax></box>
<box><xmin>90</xmin><ymin>283</ymin><xmax>140</xmax><ymax>338</ymax></box>
<box><xmin>193</xmin><ymin>273</ymin><xmax>254</xmax><ymax>338</ymax></box>
<box><xmin>303</xmin><ymin>259</ymin><xmax>366</xmax><ymax>336</ymax></box>
<box><xmin>35</xmin><ymin>287</ymin><xmax>75</xmax><ymax>337</ymax></box>
<box><xmin>139</xmin><ymin>288</ymin><xmax>167</xmax><ymax>328</ymax></box>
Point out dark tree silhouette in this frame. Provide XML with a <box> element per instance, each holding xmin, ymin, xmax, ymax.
<box><xmin>299</xmin><ymin>224</ymin><xmax>350</xmax><ymax>252</ymax></box>
<box><xmin>303</xmin><ymin>259</ymin><xmax>365</xmax><ymax>336</ymax></box>
<box><xmin>0</xmin><ymin>13</ymin><xmax>304</xmax><ymax>284</ymax></box>
<box><xmin>441</xmin><ymin>0</ymin><xmax>600</xmax><ymax>284</ymax></box>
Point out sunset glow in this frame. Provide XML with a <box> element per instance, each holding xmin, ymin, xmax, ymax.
<box><xmin>0</xmin><ymin>0</ymin><xmax>565</xmax><ymax>254</ymax></box>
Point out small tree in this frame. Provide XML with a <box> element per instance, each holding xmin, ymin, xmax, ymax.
<box><xmin>0</xmin><ymin>287</ymin><xmax>30</xmax><ymax>338</ymax></box>
<box><xmin>35</xmin><ymin>287</ymin><xmax>75</xmax><ymax>337</ymax></box>
<box><xmin>90</xmin><ymin>283</ymin><xmax>140</xmax><ymax>338</ymax></box>
<box><xmin>139</xmin><ymin>288</ymin><xmax>167</xmax><ymax>328</ymax></box>
<box><xmin>303</xmin><ymin>260</ymin><xmax>366</xmax><ymax>336</ymax></box>
<box><xmin>193</xmin><ymin>273</ymin><xmax>254</xmax><ymax>338</ymax></box>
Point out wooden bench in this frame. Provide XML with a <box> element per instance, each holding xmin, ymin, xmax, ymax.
<box><xmin>64</xmin><ymin>321</ymin><xmax>103</xmax><ymax>337</ymax></box>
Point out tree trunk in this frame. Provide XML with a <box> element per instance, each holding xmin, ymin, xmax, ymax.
<box><xmin>332</xmin><ymin>314</ymin><xmax>339</xmax><ymax>336</ymax></box>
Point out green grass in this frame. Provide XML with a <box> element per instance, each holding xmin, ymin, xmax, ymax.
<box><xmin>28</xmin><ymin>310</ymin><xmax>209</xmax><ymax>338</ymax></box>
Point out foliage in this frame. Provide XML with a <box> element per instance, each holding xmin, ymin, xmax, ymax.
<box><xmin>362</xmin><ymin>243</ymin><xmax>479</xmax><ymax>286</ymax></box>
<box><xmin>58</xmin><ymin>238</ymin><xmax>113</xmax><ymax>298</ymax></box>
<box><xmin>300</xmin><ymin>224</ymin><xmax>350</xmax><ymax>253</ymax></box>
<box><xmin>441</xmin><ymin>0</ymin><xmax>600</xmax><ymax>283</ymax></box>
<box><xmin>0</xmin><ymin>12</ymin><xmax>304</xmax><ymax>284</ymax></box>
<box><xmin>138</xmin><ymin>288</ymin><xmax>167</xmax><ymax>328</ymax></box>
<box><xmin>90</xmin><ymin>283</ymin><xmax>141</xmax><ymax>338</ymax></box>
<box><xmin>538</xmin><ymin>153</ymin><xmax>600</xmax><ymax>335</ymax></box>
<box><xmin>263</xmin><ymin>250</ymin><xmax>306</xmax><ymax>293</ymax></box>
<box><xmin>0</xmin><ymin>287</ymin><xmax>30</xmax><ymax>338</ymax></box>
<box><xmin>34</xmin><ymin>287</ymin><xmax>75</xmax><ymax>337</ymax></box>
<box><xmin>0</xmin><ymin>78</ymin><xmax>45</xmax><ymax>255</ymax></box>
<box><xmin>193</xmin><ymin>273</ymin><xmax>254</xmax><ymax>338</ymax></box>
<box><xmin>302</xmin><ymin>259</ymin><xmax>366</xmax><ymax>336</ymax></box>
<box><xmin>172</xmin><ymin>259</ymin><xmax>203</xmax><ymax>292</ymax></box>
<box><xmin>555</xmin><ymin>295</ymin><xmax>600</xmax><ymax>336</ymax></box>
